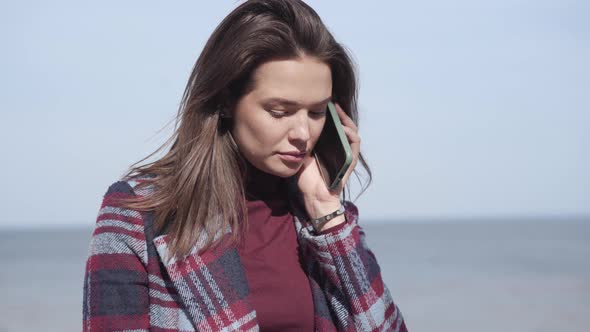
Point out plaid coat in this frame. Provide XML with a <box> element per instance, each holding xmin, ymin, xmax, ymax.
<box><xmin>83</xmin><ymin>175</ymin><xmax>407</xmax><ymax>331</ymax></box>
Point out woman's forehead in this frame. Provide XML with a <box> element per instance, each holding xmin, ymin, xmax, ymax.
<box><xmin>258</xmin><ymin>96</ymin><xmax>332</xmax><ymax>109</ymax></box>
<box><xmin>248</xmin><ymin>60</ymin><xmax>332</xmax><ymax>104</ymax></box>
<box><xmin>252</xmin><ymin>57</ymin><xmax>330</xmax><ymax>84</ymax></box>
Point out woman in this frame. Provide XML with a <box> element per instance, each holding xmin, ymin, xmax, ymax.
<box><xmin>83</xmin><ymin>0</ymin><xmax>407</xmax><ymax>331</ymax></box>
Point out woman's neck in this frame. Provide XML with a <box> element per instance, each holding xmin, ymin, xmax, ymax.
<box><xmin>244</xmin><ymin>161</ymin><xmax>286</xmax><ymax>200</ymax></box>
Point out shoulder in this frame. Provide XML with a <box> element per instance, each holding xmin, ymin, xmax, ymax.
<box><xmin>106</xmin><ymin>172</ymin><xmax>157</xmax><ymax>197</ymax></box>
<box><xmin>97</xmin><ymin>173</ymin><xmax>156</xmax><ymax>222</ymax></box>
<box><xmin>88</xmin><ymin>173</ymin><xmax>158</xmax><ymax>266</ymax></box>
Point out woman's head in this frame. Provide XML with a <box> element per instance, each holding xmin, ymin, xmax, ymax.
<box><xmin>230</xmin><ymin>55</ymin><xmax>332</xmax><ymax>178</ymax></box>
<box><xmin>194</xmin><ymin>0</ymin><xmax>360</xmax><ymax>178</ymax></box>
<box><xmin>121</xmin><ymin>0</ymin><xmax>372</xmax><ymax>260</ymax></box>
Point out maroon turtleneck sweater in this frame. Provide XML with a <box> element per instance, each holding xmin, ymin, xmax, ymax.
<box><xmin>235</xmin><ymin>164</ymin><xmax>315</xmax><ymax>331</ymax></box>
<box><xmin>234</xmin><ymin>164</ymin><xmax>348</xmax><ymax>331</ymax></box>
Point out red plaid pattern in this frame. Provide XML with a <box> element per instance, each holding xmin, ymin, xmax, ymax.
<box><xmin>83</xmin><ymin>175</ymin><xmax>408</xmax><ymax>331</ymax></box>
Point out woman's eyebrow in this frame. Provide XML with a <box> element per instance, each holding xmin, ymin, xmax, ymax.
<box><xmin>262</xmin><ymin>96</ymin><xmax>331</xmax><ymax>107</ymax></box>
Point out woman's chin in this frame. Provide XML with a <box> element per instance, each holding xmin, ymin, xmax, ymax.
<box><xmin>270</xmin><ymin>162</ymin><xmax>302</xmax><ymax>178</ymax></box>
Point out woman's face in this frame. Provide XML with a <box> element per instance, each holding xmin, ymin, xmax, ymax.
<box><xmin>231</xmin><ymin>55</ymin><xmax>332</xmax><ymax>178</ymax></box>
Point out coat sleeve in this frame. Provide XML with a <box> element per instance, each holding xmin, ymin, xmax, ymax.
<box><xmin>299</xmin><ymin>200</ymin><xmax>408</xmax><ymax>332</ymax></box>
<box><xmin>82</xmin><ymin>181</ymin><xmax>150</xmax><ymax>332</ymax></box>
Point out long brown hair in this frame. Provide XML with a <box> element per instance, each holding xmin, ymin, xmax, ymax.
<box><xmin>117</xmin><ymin>0</ymin><xmax>372</xmax><ymax>261</ymax></box>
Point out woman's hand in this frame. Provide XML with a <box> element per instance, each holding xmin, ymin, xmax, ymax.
<box><xmin>295</xmin><ymin>102</ymin><xmax>361</xmax><ymax>221</ymax></box>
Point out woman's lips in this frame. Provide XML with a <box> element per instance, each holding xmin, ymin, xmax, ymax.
<box><xmin>278</xmin><ymin>152</ymin><xmax>305</xmax><ymax>162</ymax></box>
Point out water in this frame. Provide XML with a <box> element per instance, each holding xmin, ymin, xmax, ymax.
<box><xmin>1</xmin><ymin>220</ymin><xmax>588</xmax><ymax>331</ymax></box>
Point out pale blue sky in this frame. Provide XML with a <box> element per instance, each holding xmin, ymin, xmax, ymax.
<box><xmin>1</xmin><ymin>0</ymin><xmax>588</xmax><ymax>228</ymax></box>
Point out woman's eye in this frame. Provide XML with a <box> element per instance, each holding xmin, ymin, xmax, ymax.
<box><xmin>269</xmin><ymin>110</ymin><xmax>287</xmax><ymax>117</ymax></box>
<box><xmin>311</xmin><ymin>110</ymin><xmax>327</xmax><ymax>117</ymax></box>
<box><xmin>267</xmin><ymin>109</ymin><xmax>326</xmax><ymax>118</ymax></box>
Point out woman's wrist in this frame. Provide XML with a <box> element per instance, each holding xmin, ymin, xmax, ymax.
<box><xmin>316</xmin><ymin>214</ymin><xmax>346</xmax><ymax>233</ymax></box>
<box><xmin>305</xmin><ymin>200</ymin><xmax>346</xmax><ymax>233</ymax></box>
<box><xmin>306</xmin><ymin>200</ymin><xmax>342</xmax><ymax>220</ymax></box>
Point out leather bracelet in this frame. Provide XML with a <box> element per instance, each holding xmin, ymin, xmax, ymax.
<box><xmin>310</xmin><ymin>204</ymin><xmax>346</xmax><ymax>233</ymax></box>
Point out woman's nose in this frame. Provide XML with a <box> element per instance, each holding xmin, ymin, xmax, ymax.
<box><xmin>288</xmin><ymin>115</ymin><xmax>311</xmax><ymax>142</ymax></box>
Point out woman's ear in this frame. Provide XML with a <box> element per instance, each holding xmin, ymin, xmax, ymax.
<box><xmin>216</xmin><ymin>88</ymin><xmax>235</xmax><ymax>118</ymax></box>
<box><xmin>219</xmin><ymin>106</ymin><xmax>232</xmax><ymax>118</ymax></box>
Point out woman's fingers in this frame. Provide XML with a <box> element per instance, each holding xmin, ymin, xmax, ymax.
<box><xmin>341</xmin><ymin>125</ymin><xmax>360</xmax><ymax>149</ymax></box>
<box><xmin>333</xmin><ymin>102</ymin><xmax>358</xmax><ymax>132</ymax></box>
<box><xmin>330</xmin><ymin>102</ymin><xmax>360</xmax><ymax>188</ymax></box>
<box><xmin>339</xmin><ymin>116</ymin><xmax>360</xmax><ymax>186</ymax></box>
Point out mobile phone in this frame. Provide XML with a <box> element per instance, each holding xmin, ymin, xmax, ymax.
<box><xmin>313</xmin><ymin>101</ymin><xmax>353</xmax><ymax>192</ymax></box>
